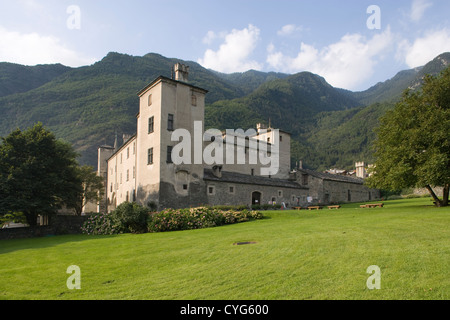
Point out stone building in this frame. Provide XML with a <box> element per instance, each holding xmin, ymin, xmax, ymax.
<box><xmin>96</xmin><ymin>64</ymin><xmax>379</xmax><ymax>212</ymax></box>
<box><xmin>293</xmin><ymin>168</ymin><xmax>380</xmax><ymax>206</ymax></box>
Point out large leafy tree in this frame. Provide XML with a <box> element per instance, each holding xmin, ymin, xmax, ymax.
<box><xmin>367</xmin><ymin>68</ymin><xmax>450</xmax><ymax>207</ymax></box>
<box><xmin>68</xmin><ymin>165</ymin><xmax>105</xmax><ymax>216</ymax></box>
<box><xmin>0</xmin><ymin>123</ymin><xmax>83</xmax><ymax>225</ymax></box>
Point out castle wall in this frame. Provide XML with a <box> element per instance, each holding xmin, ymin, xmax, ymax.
<box><xmin>106</xmin><ymin>137</ymin><xmax>137</xmax><ymax>211</ymax></box>
<box><xmin>205</xmin><ymin>181</ymin><xmax>308</xmax><ymax>208</ymax></box>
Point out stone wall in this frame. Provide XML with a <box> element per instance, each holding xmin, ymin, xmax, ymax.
<box><xmin>205</xmin><ymin>180</ymin><xmax>308</xmax><ymax>208</ymax></box>
<box><xmin>297</xmin><ymin>169</ymin><xmax>381</xmax><ymax>206</ymax></box>
<box><xmin>0</xmin><ymin>215</ymin><xmax>88</xmax><ymax>241</ymax></box>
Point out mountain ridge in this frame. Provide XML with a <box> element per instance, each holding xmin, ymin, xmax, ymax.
<box><xmin>0</xmin><ymin>51</ymin><xmax>448</xmax><ymax>170</ymax></box>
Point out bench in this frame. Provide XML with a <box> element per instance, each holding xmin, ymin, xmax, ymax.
<box><xmin>292</xmin><ymin>207</ymin><xmax>303</xmax><ymax>211</ymax></box>
<box><xmin>362</xmin><ymin>203</ymin><xmax>384</xmax><ymax>208</ymax></box>
<box><xmin>308</xmin><ymin>206</ymin><xmax>322</xmax><ymax>210</ymax></box>
<box><xmin>328</xmin><ymin>205</ymin><xmax>341</xmax><ymax>210</ymax></box>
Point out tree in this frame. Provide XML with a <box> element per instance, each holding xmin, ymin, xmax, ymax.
<box><xmin>0</xmin><ymin>123</ymin><xmax>82</xmax><ymax>225</ymax></box>
<box><xmin>70</xmin><ymin>165</ymin><xmax>105</xmax><ymax>216</ymax></box>
<box><xmin>367</xmin><ymin>68</ymin><xmax>450</xmax><ymax>207</ymax></box>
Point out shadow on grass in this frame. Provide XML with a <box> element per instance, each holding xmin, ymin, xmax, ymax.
<box><xmin>0</xmin><ymin>233</ymin><xmax>120</xmax><ymax>255</ymax></box>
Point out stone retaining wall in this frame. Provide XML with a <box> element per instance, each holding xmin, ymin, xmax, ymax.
<box><xmin>0</xmin><ymin>215</ymin><xmax>88</xmax><ymax>241</ymax></box>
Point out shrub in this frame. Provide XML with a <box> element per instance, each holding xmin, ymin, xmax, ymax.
<box><xmin>147</xmin><ymin>207</ymin><xmax>263</xmax><ymax>233</ymax></box>
<box><xmin>147</xmin><ymin>201</ymin><xmax>158</xmax><ymax>212</ymax></box>
<box><xmin>81</xmin><ymin>212</ymin><xmax>120</xmax><ymax>235</ymax></box>
<box><xmin>110</xmin><ymin>202</ymin><xmax>149</xmax><ymax>234</ymax></box>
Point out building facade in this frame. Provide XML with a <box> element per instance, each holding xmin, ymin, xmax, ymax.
<box><xmin>96</xmin><ymin>64</ymin><xmax>379</xmax><ymax>212</ymax></box>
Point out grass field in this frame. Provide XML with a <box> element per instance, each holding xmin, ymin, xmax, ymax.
<box><xmin>0</xmin><ymin>198</ymin><xmax>449</xmax><ymax>300</ymax></box>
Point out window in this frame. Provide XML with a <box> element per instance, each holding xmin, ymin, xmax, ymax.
<box><xmin>126</xmin><ymin>191</ymin><xmax>129</xmax><ymax>202</ymax></box>
<box><xmin>148</xmin><ymin>116</ymin><xmax>154</xmax><ymax>134</ymax></box>
<box><xmin>191</xmin><ymin>95</ymin><xmax>197</xmax><ymax>106</ymax></box>
<box><xmin>148</xmin><ymin>148</ymin><xmax>154</xmax><ymax>165</ymax></box>
<box><xmin>120</xmin><ymin>153</ymin><xmax>122</xmax><ymax>164</ymax></box>
<box><xmin>133</xmin><ymin>142</ymin><xmax>136</xmax><ymax>155</ymax></box>
<box><xmin>183</xmin><ymin>184</ymin><xmax>188</xmax><ymax>190</ymax></box>
<box><xmin>278</xmin><ymin>190</ymin><xmax>283</xmax><ymax>197</ymax></box>
<box><xmin>110</xmin><ymin>183</ymin><xmax>113</xmax><ymax>193</ymax></box>
<box><xmin>280</xmin><ymin>135</ymin><xmax>283</xmax><ymax>142</ymax></box>
<box><xmin>126</xmin><ymin>169</ymin><xmax>129</xmax><ymax>182</ymax></box>
<box><xmin>251</xmin><ymin>169</ymin><xmax>255</xmax><ymax>176</ymax></box>
<box><xmin>229</xmin><ymin>186</ymin><xmax>235</xmax><ymax>194</ymax></box>
<box><xmin>133</xmin><ymin>166</ymin><xmax>136</xmax><ymax>179</ymax></box>
<box><xmin>208</xmin><ymin>186</ymin><xmax>215</xmax><ymax>195</ymax></box>
<box><xmin>127</xmin><ymin>147</ymin><xmax>130</xmax><ymax>159</ymax></box>
<box><xmin>302</xmin><ymin>174</ymin><xmax>308</xmax><ymax>186</ymax></box>
<box><xmin>148</xmin><ymin>94</ymin><xmax>152</xmax><ymax>106</ymax></box>
<box><xmin>167</xmin><ymin>146</ymin><xmax>173</xmax><ymax>163</ymax></box>
<box><xmin>168</xmin><ymin>114</ymin><xmax>174</xmax><ymax>131</ymax></box>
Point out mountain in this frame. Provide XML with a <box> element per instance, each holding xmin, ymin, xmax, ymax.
<box><xmin>0</xmin><ymin>51</ymin><xmax>448</xmax><ymax>171</ymax></box>
<box><xmin>296</xmin><ymin>52</ymin><xmax>450</xmax><ymax>170</ymax></box>
<box><xmin>352</xmin><ymin>52</ymin><xmax>450</xmax><ymax>105</ymax></box>
<box><xmin>212</xmin><ymin>69</ymin><xmax>289</xmax><ymax>96</ymax></box>
<box><xmin>206</xmin><ymin>71</ymin><xmax>360</xmax><ymax>135</ymax></box>
<box><xmin>0</xmin><ymin>52</ymin><xmax>287</xmax><ymax>166</ymax></box>
<box><xmin>0</xmin><ymin>63</ymin><xmax>72</xmax><ymax>98</ymax></box>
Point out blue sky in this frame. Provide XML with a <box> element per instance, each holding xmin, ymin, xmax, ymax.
<box><xmin>0</xmin><ymin>0</ymin><xmax>449</xmax><ymax>91</ymax></box>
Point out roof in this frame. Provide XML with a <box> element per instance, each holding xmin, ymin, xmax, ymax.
<box><xmin>297</xmin><ymin>168</ymin><xmax>365</xmax><ymax>185</ymax></box>
<box><xmin>137</xmin><ymin>75</ymin><xmax>209</xmax><ymax>97</ymax></box>
<box><xmin>106</xmin><ymin>134</ymin><xmax>137</xmax><ymax>162</ymax></box>
<box><xmin>204</xmin><ymin>169</ymin><xmax>307</xmax><ymax>190</ymax></box>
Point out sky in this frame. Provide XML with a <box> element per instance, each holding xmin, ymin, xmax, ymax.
<box><xmin>0</xmin><ymin>0</ymin><xmax>449</xmax><ymax>91</ymax></box>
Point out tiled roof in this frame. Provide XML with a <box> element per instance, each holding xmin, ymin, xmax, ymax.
<box><xmin>297</xmin><ymin>168</ymin><xmax>364</xmax><ymax>185</ymax></box>
<box><xmin>203</xmin><ymin>169</ymin><xmax>306</xmax><ymax>189</ymax></box>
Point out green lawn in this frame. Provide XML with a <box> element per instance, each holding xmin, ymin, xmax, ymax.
<box><xmin>1</xmin><ymin>198</ymin><xmax>449</xmax><ymax>300</ymax></box>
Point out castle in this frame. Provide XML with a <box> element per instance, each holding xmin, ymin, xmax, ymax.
<box><xmin>96</xmin><ymin>64</ymin><xmax>379</xmax><ymax>212</ymax></box>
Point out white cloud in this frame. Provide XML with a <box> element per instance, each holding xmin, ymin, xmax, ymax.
<box><xmin>410</xmin><ymin>0</ymin><xmax>433</xmax><ymax>22</ymax></box>
<box><xmin>198</xmin><ymin>24</ymin><xmax>262</xmax><ymax>73</ymax></box>
<box><xmin>399</xmin><ymin>28</ymin><xmax>450</xmax><ymax>68</ymax></box>
<box><xmin>266</xmin><ymin>27</ymin><xmax>394</xmax><ymax>90</ymax></box>
<box><xmin>0</xmin><ymin>26</ymin><xmax>96</xmax><ymax>67</ymax></box>
<box><xmin>277</xmin><ymin>24</ymin><xmax>303</xmax><ymax>36</ymax></box>
<box><xmin>202</xmin><ymin>31</ymin><xmax>217</xmax><ymax>45</ymax></box>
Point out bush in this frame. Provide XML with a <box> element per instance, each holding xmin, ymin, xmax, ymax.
<box><xmin>147</xmin><ymin>201</ymin><xmax>158</xmax><ymax>212</ymax></box>
<box><xmin>110</xmin><ymin>202</ymin><xmax>149</xmax><ymax>234</ymax></box>
<box><xmin>81</xmin><ymin>212</ymin><xmax>120</xmax><ymax>235</ymax></box>
<box><xmin>147</xmin><ymin>207</ymin><xmax>263</xmax><ymax>233</ymax></box>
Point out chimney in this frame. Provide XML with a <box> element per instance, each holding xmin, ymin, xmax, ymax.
<box><xmin>174</xmin><ymin>63</ymin><xmax>189</xmax><ymax>82</ymax></box>
<box><xmin>355</xmin><ymin>162</ymin><xmax>366</xmax><ymax>179</ymax></box>
<box><xmin>122</xmin><ymin>134</ymin><xmax>132</xmax><ymax>143</ymax></box>
<box><xmin>212</xmin><ymin>165</ymin><xmax>222</xmax><ymax>178</ymax></box>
